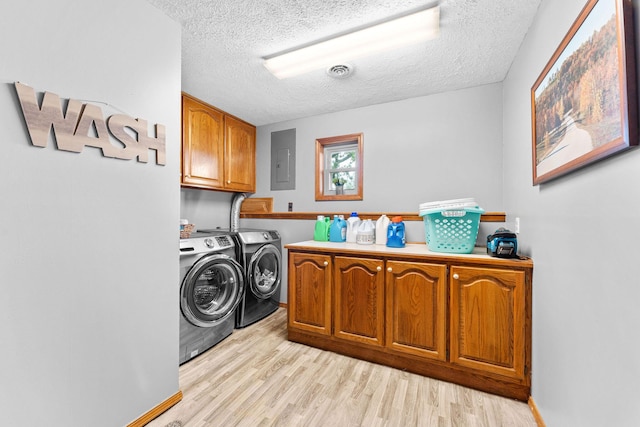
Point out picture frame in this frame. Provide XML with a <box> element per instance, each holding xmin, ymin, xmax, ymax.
<box><xmin>531</xmin><ymin>0</ymin><xmax>637</xmax><ymax>185</ymax></box>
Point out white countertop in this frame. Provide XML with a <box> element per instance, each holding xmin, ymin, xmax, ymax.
<box><xmin>286</xmin><ymin>240</ymin><xmax>488</xmax><ymax>257</ymax></box>
<box><xmin>285</xmin><ymin>240</ymin><xmax>533</xmax><ymax>266</ymax></box>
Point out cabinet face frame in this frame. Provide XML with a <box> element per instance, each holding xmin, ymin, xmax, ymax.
<box><xmin>449</xmin><ymin>265</ymin><xmax>526</xmax><ymax>380</ymax></box>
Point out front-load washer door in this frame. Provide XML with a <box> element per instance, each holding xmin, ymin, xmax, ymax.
<box><xmin>247</xmin><ymin>244</ymin><xmax>281</xmax><ymax>299</ymax></box>
<box><xmin>181</xmin><ymin>254</ymin><xmax>244</xmax><ymax>327</ymax></box>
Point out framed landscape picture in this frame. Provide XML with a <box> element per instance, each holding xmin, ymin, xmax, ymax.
<box><xmin>531</xmin><ymin>0</ymin><xmax>637</xmax><ymax>185</ymax></box>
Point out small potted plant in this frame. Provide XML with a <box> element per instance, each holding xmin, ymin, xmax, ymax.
<box><xmin>332</xmin><ymin>176</ymin><xmax>346</xmax><ymax>194</ymax></box>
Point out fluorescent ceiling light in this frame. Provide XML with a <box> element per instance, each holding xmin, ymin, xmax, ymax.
<box><xmin>263</xmin><ymin>6</ymin><xmax>440</xmax><ymax>79</ymax></box>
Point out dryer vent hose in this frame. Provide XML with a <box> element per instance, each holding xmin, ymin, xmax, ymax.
<box><xmin>230</xmin><ymin>192</ymin><xmax>248</xmax><ymax>231</ymax></box>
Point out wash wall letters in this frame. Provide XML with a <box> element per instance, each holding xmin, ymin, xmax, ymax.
<box><xmin>14</xmin><ymin>82</ymin><xmax>166</xmax><ymax>165</ymax></box>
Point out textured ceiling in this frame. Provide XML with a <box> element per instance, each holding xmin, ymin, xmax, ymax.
<box><xmin>147</xmin><ymin>0</ymin><xmax>542</xmax><ymax>126</ymax></box>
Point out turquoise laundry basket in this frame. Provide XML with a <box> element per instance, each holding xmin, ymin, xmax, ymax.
<box><xmin>419</xmin><ymin>206</ymin><xmax>484</xmax><ymax>254</ymax></box>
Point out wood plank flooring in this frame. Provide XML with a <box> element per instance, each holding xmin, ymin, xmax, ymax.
<box><xmin>147</xmin><ymin>309</ymin><xmax>537</xmax><ymax>427</ymax></box>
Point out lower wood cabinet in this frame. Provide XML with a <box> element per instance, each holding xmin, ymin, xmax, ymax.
<box><xmin>334</xmin><ymin>256</ymin><xmax>385</xmax><ymax>346</ymax></box>
<box><xmin>450</xmin><ymin>265</ymin><xmax>526</xmax><ymax>380</ymax></box>
<box><xmin>288</xmin><ymin>252</ymin><xmax>332</xmax><ymax>336</ymax></box>
<box><xmin>286</xmin><ymin>243</ymin><xmax>533</xmax><ymax>401</ymax></box>
<box><xmin>386</xmin><ymin>260</ymin><xmax>447</xmax><ymax>361</ymax></box>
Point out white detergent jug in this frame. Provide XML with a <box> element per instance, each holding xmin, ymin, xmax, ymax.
<box><xmin>375</xmin><ymin>215</ymin><xmax>390</xmax><ymax>245</ymax></box>
<box><xmin>346</xmin><ymin>212</ymin><xmax>361</xmax><ymax>243</ymax></box>
<box><xmin>356</xmin><ymin>219</ymin><xmax>375</xmax><ymax>245</ymax></box>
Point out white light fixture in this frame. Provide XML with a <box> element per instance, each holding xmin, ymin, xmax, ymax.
<box><xmin>263</xmin><ymin>6</ymin><xmax>440</xmax><ymax>79</ymax></box>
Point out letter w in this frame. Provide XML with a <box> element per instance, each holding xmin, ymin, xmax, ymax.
<box><xmin>15</xmin><ymin>82</ymin><xmax>84</xmax><ymax>152</ymax></box>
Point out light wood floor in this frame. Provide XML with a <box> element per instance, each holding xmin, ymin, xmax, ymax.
<box><xmin>148</xmin><ymin>308</ymin><xmax>537</xmax><ymax>427</ymax></box>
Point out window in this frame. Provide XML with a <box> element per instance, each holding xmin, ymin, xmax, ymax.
<box><xmin>315</xmin><ymin>133</ymin><xmax>363</xmax><ymax>201</ymax></box>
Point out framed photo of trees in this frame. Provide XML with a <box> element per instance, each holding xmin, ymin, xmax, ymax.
<box><xmin>531</xmin><ymin>0</ymin><xmax>637</xmax><ymax>185</ymax></box>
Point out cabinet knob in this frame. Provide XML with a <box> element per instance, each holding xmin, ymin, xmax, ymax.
<box><xmin>377</xmin><ymin>266</ymin><xmax>382</xmax><ymax>271</ymax></box>
<box><xmin>227</xmin><ymin>180</ymin><xmax>231</xmax><ymax>184</ymax></box>
<box><xmin>387</xmin><ymin>267</ymin><xmax>392</xmax><ymax>272</ymax></box>
<box><xmin>453</xmin><ymin>273</ymin><xmax>460</xmax><ymax>280</ymax></box>
<box><xmin>323</xmin><ymin>261</ymin><xmax>328</xmax><ymax>266</ymax></box>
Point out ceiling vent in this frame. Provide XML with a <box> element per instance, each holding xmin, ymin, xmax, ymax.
<box><xmin>326</xmin><ymin>64</ymin><xmax>353</xmax><ymax>79</ymax></box>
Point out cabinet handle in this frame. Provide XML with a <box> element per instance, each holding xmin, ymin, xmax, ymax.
<box><xmin>453</xmin><ymin>273</ymin><xmax>459</xmax><ymax>280</ymax></box>
<box><xmin>387</xmin><ymin>267</ymin><xmax>392</xmax><ymax>272</ymax></box>
<box><xmin>323</xmin><ymin>261</ymin><xmax>328</xmax><ymax>267</ymax></box>
<box><xmin>227</xmin><ymin>180</ymin><xmax>231</xmax><ymax>184</ymax></box>
<box><xmin>377</xmin><ymin>266</ymin><xmax>382</xmax><ymax>271</ymax></box>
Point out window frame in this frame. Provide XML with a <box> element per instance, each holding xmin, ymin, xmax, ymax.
<box><xmin>315</xmin><ymin>133</ymin><xmax>363</xmax><ymax>201</ymax></box>
<box><xmin>323</xmin><ymin>144</ymin><xmax>357</xmax><ymax>191</ymax></box>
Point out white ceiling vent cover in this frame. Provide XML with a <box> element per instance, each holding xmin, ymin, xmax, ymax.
<box><xmin>327</xmin><ymin>64</ymin><xmax>353</xmax><ymax>79</ymax></box>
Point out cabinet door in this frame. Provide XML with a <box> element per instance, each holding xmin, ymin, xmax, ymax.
<box><xmin>450</xmin><ymin>266</ymin><xmax>526</xmax><ymax>380</ymax></box>
<box><xmin>224</xmin><ymin>115</ymin><xmax>256</xmax><ymax>192</ymax></box>
<box><xmin>386</xmin><ymin>261</ymin><xmax>447</xmax><ymax>360</ymax></box>
<box><xmin>288</xmin><ymin>252</ymin><xmax>332</xmax><ymax>335</ymax></box>
<box><xmin>181</xmin><ymin>96</ymin><xmax>225</xmax><ymax>188</ymax></box>
<box><xmin>334</xmin><ymin>256</ymin><xmax>385</xmax><ymax>346</ymax></box>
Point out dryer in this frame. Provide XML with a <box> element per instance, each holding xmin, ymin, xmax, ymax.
<box><xmin>199</xmin><ymin>228</ymin><xmax>282</xmax><ymax>328</ymax></box>
<box><xmin>234</xmin><ymin>229</ymin><xmax>282</xmax><ymax>328</ymax></box>
<box><xmin>179</xmin><ymin>231</ymin><xmax>244</xmax><ymax>364</ymax></box>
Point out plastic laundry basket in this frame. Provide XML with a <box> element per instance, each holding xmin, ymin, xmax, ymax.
<box><xmin>419</xmin><ymin>206</ymin><xmax>484</xmax><ymax>254</ymax></box>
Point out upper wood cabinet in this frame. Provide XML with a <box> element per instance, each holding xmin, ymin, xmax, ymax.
<box><xmin>181</xmin><ymin>93</ymin><xmax>256</xmax><ymax>192</ymax></box>
<box><xmin>224</xmin><ymin>115</ymin><xmax>256</xmax><ymax>192</ymax></box>
<box><xmin>181</xmin><ymin>95</ymin><xmax>224</xmax><ymax>189</ymax></box>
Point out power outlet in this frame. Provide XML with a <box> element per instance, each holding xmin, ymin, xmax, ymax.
<box><xmin>515</xmin><ymin>217</ymin><xmax>520</xmax><ymax>234</ymax></box>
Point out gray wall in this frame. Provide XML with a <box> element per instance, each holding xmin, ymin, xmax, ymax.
<box><xmin>180</xmin><ymin>187</ymin><xmax>235</xmax><ymax>230</ymax></box>
<box><xmin>503</xmin><ymin>0</ymin><xmax>640</xmax><ymax>425</ymax></box>
<box><xmin>243</xmin><ymin>83</ymin><xmax>506</xmax><ymax>302</ymax></box>
<box><xmin>0</xmin><ymin>1</ymin><xmax>181</xmax><ymax>426</ymax></box>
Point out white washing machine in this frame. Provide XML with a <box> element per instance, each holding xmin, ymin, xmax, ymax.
<box><xmin>179</xmin><ymin>231</ymin><xmax>244</xmax><ymax>364</ymax></box>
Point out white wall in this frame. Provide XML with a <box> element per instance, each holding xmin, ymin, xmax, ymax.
<box><xmin>240</xmin><ymin>83</ymin><xmax>505</xmax><ymax>302</ymax></box>
<box><xmin>0</xmin><ymin>1</ymin><xmax>181</xmax><ymax>426</ymax></box>
<box><xmin>256</xmin><ymin>83</ymin><xmax>504</xmax><ymax>213</ymax></box>
<box><xmin>180</xmin><ymin>187</ymin><xmax>234</xmax><ymax>230</ymax></box>
<box><xmin>503</xmin><ymin>0</ymin><xmax>640</xmax><ymax>425</ymax></box>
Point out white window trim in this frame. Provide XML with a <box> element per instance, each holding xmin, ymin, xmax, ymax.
<box><xmin>324</xmin><ymin>143</ymin><xmax>358</xmax><ymax>195</ymax></box>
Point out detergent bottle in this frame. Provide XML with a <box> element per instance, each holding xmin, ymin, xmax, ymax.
<box><xmin>314</xmin><ymin>215</ymin><xmax>330</xmax><ymax>241</ymax></box>
<box><xmin>323</xmin><ymin>216</ymin><xmax>331</xmax><ymax>240</ymax></box>
<box><xmin>386</xmin><ymin>216</ymin><xmax>406</xmax><ymax>248</ymax></box>
<box><xmin>329</xmin><ymin>215</ymin><xmax>347</xmax><ymax>242</ymax></box>
<box><xmin>346</xmin><ymin>212</ymin><xmax>361</xmax><ymax>243</ymax></box>
<box><xmin>356</xmin><ymin>219</ymin><xmax>375</xmax><ymax>245</ymax></box>
<box><xmin>375</xmin><ymin>215</ymin><xmax>390</xmax><ymax>245</ymax></box>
